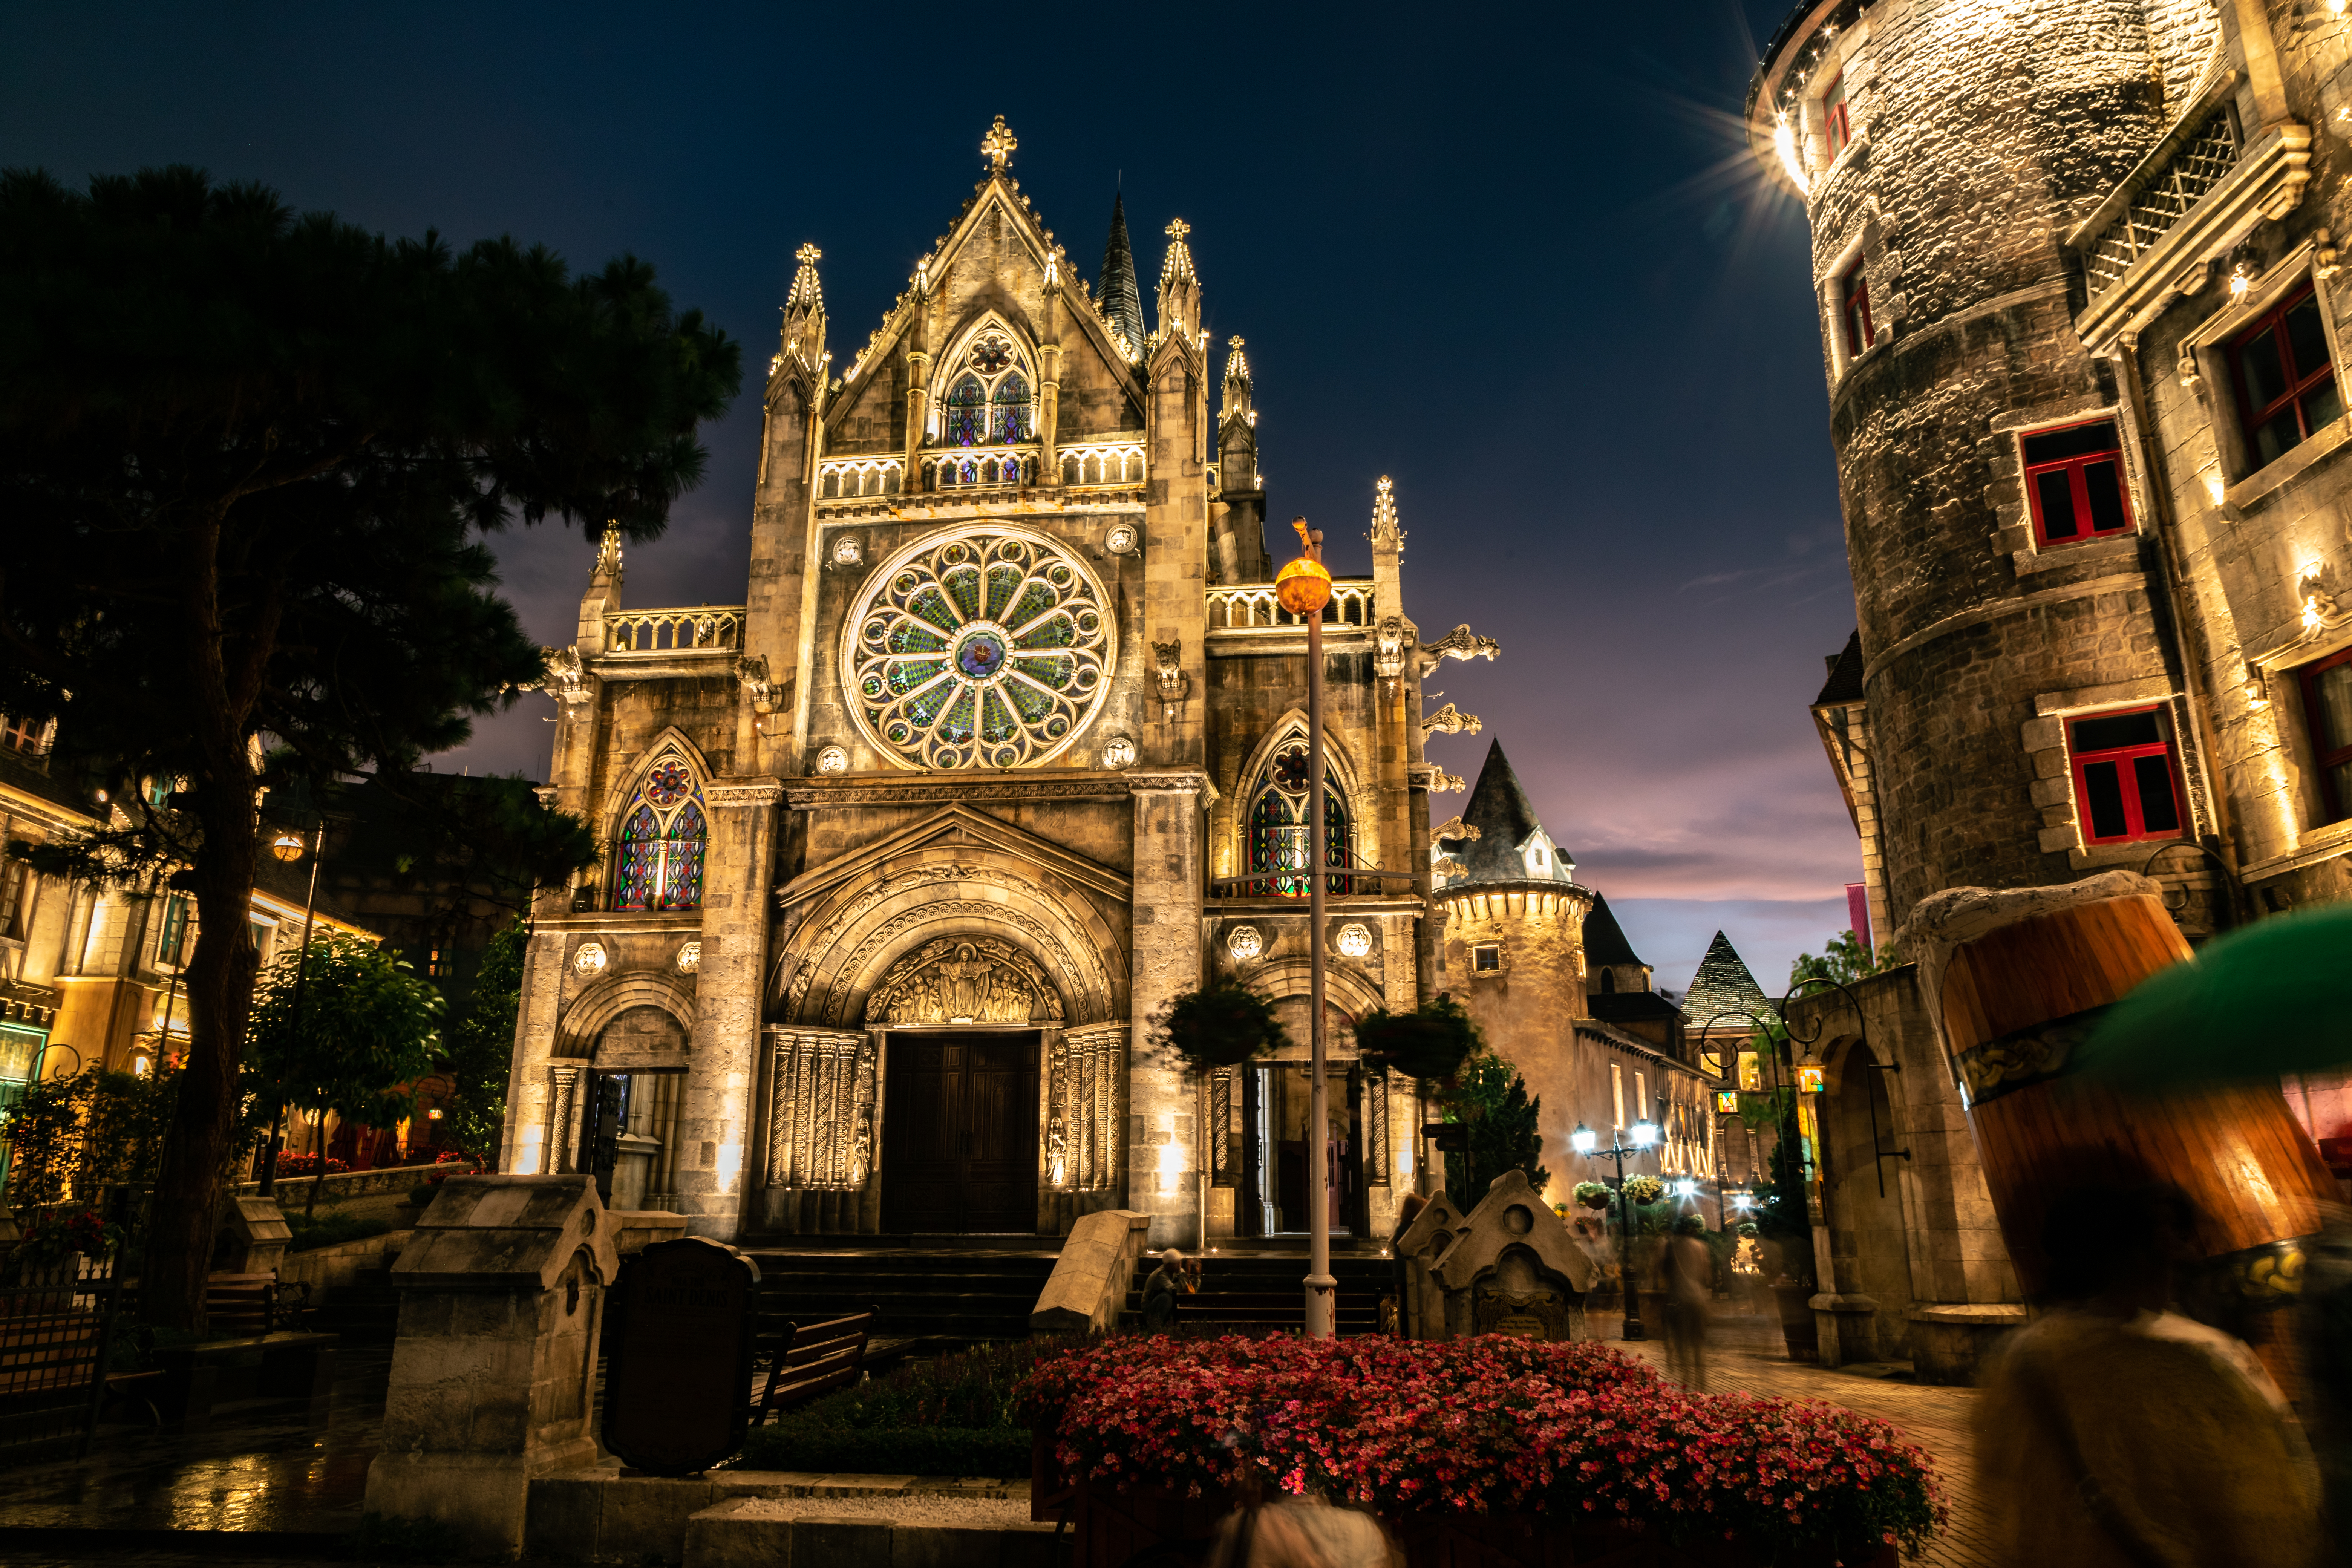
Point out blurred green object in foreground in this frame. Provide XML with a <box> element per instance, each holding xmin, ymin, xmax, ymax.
<box><xmin>2074</xmin><ymin>905</ymin><xmax>2352</xmax><ymax>1085</ymax></box>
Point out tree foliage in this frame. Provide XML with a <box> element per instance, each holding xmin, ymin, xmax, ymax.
<box><xmin>334</xmin><ymin>773</ymin><xmax>597</xmax><ymax>926</ymax></box>
<box><xmin>245</xmin><ymin>933</ymin><xmax>443</xmax><ymax>1131</ymax></box>
<box><xmin>0</xmin><ymin>165</ymin><xmax>737</xmax><ymax>1325</ymax></box>
<box><xmin>1352</xmin><ymin>992</ymin><xmax>1484</xmax><ymax>1084</ymax></box>
<box><xmin>1440</xmin><ymin>1051</ymin><xmax>1549</xmax><ymax>1208</ymax></box>
<box><xmin>0</xmin><ymin>1065</ymin><xmax>187</xmax><ymax>1208</ymax></box>
<box><xmin>441</xmin><ymin>918</ymin><xmax>528</xmax><ymax>1163</ymax></box>
<box><xmin>1151</xmin><ymin>981</ymin><xmax>1293</xmax><ymax>1074</ymax></box>
<box><xmin>1788</xmin><ymin>929</ymin><xmax>1900</xmax><ymax>990</ymax></box>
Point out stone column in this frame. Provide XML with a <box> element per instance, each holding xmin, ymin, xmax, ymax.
<box><xmin>498</xmin><ymin>922</ymin><xmax>573</xmax><ymax>1176</ymax></box>
<box><xmin>674</xmin><ymin>776</ymin><xmax>783</xmax><ymax>1240</ymax></box>
<box><xmin>1128</xmin><ymin>770</ymin><xmax>1206</xmax><ymax>1247</ymax></box>
<box><xmin>545</xmin><ymin>1065</ymin><xmax>581</xmax><ymax>1175</ymax></box>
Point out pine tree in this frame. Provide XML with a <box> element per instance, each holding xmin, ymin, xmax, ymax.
<box><xmin>1441</xmin><ymin>1052</ymin><xmax>1551</xmax><ymax>1207</ymax></box>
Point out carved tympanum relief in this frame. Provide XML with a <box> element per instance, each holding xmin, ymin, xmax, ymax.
<box><xmin>865</xmin><ymin>936</ymin><xmax>1067</xmax><ymax>1026</ymax></box>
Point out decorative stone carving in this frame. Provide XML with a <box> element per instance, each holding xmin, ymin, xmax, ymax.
<box><xmin>539</xmin><ymin>646</ymin><xmax>594</xmax><ymax>708</ymax></box>
<box><xmin>763</xmin><ymin>1029</ymin><xmax>876</xmax><ymax>1190</ymax></box>
<box><xmin>1432</xmin><ymin>816</ymin><xmax>1480</xmax><ymax>842</ymax></box>
<box><xmin>573</xmin><ymin>942</ymin><xmax>608</xmax><ymax>977</ymax></box>
<box><xmin>1373</xmin><ymin>615</ymin><xmax>1410</xmax><ymax>681</ymax></box>
<box><xmin>815</xmin><ymin>744</ymin><xmax>850</xmax><ymax>774</ymax></box>
<box><xmin>547</xmin><ymin>1065</ymin><xmax>582</xmax><ymax>1174</ymax></box>
<box><xmin>1101</xmin><ymin>735</ymin><xmax>1137</xmax><ymax>769</ymax></box>
<box><xmin>1421</xmin><ymin>702</ymin><xmax>1482</xmax><ymax>737</ymax></box>
<box><xmin>1413</xmin><ymin>624</ymin><xmax>1501</xmax><ymax>677</ymax></box>
<box><xmin>831</xmin><ymin>534</ymin><xmax>864</xmax><ymax>569</ymax></box>
<box><xmin>1046</xmin><ymin>1024</ymin><xmax>1125</xmax><ymax>1191</ymax></box>
<box><xmin>1104</xmin><ymin>522</ymin><xmax>1139</xmax><ymax>556</ymax></box>
<box><xmin>1227</xmin><ymin>924</ymin><xmax>1264</xmax><ymax>962</ymax></box>
<box><xmin>864</xmin><ymin>936</ymin><xmax>1067</xmax><ymax>1026</ymax></box>
<box><xmin>1430</xmin><ymin>769</ymin><xmax>1465</xmax><ymax>794</ymax></box>
<box><xmin>1335</xmin><ymin>922</ymin><xmax>1373</xmax><ymax>959</ymax></box>
<box><xmin>1153</xmin><ymin>638</ymin><xmax>1190</xmax><ymax>715</ymax></box>
<box><xmin>735</xmin><ymin>654</ymin><xmax>775</xmax><ymax>713</ymax></box>
<box><xmin>676</xmin><ymin>942</ymin><xmax>701</xmax><ymax>974</ymax></box>
<box><xmin>844</xmin><ymin>526</ymin><xmax>1115</xmax><ymax>771</ymax></box>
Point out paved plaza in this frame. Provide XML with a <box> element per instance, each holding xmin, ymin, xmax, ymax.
<box><xmin>0</xmin><ymin>1319</ymin><xmax>1997</xmax><ymax>1567</ymax></box>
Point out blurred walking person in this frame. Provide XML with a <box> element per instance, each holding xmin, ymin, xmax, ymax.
<box><xmin>1976</xmin><ymin>1184</ymin><xmax>2322</xmax><ymax>1567</ymax></box>
<box><xmin>1658</xmin><ymin>1215</ymin><xmax>1713</xmax><ymax>1390</ymax></box>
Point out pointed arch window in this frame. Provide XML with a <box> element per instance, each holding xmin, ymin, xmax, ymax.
<box><xmin>992</xmin><ymin>372</ymin><xmax>1033</xmax><ymax>443</ymax></box>
<box><xmin>612</xmin><ymin>754</ymin><xmax>708</xmax><ymax>911</ymax></box>
<box><xmin>1243</xmin><ymin>739</ymin><xmax>1352</xmax><ymax>897</ymax></box>
<box><xmin>943</xmin><ymin>374</ymin><xmax>987</xmax><ymax>448</ymax></box>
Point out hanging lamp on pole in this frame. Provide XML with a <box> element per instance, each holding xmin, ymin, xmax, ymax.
<box><xmin>1277</xmin><ymin>517</ymin><xmax>1337</xmax><ymax>1338</ymax></box>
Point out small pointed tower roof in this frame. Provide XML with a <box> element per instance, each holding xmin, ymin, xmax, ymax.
<box><xmin>1156</xmin><ymin>217</ymin><xmax>1200</xmax><ymax>340</ymax></box>
<box><xmin>1680</xmin><ymin>931</ymin><xmax>1779</xmax><ymax>1029</ymax></box>
<box><xmin>1098</xmin><ymin>193</ymin><xmax>1146</xmax><ymax>359</ymax></box>
<box><xmin>1443</xmin><ymin>739</ymin><xmax>1577</xmax><ymax>887</ymax></box>
<box><xmin>1582</xmin><ymin>893</ymin><xmax>1646</xmax><ymax>971</ymax></box>
<box><xmin>781</xmin><ymin>242</ymin><xmax>827</xmax><ymax>375</ymax></box>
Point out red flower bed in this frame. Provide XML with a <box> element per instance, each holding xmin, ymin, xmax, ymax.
<box><xmin>1014</xmin><ymin>1335</ymin><xmax>1944</xmax><ymax>1562</ymax></box>
<box><xmin>273</xmin><ymin>1152</ymin><xmax>349</xmax><ymax>1178</ymax></box>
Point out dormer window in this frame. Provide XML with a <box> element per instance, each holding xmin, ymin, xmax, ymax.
<box><xmin>1823</xmin><ymin>74</ymin><xmax>1851</xmax><ymax>159</ymax></box>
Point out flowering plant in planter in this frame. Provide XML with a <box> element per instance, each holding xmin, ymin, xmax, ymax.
<box><xmin>1150</xmin><ymin>982</ymin><xmax>1292</xmax><ymax>1074</ymax></box>
<box><xmin>1621</xmin><ymin>1174</ymin><xmax>1664</xmax><ymax>1205</ymax></box>
<box><xmin>1014</xmin><ymin>1335</ymin><xmax>1943</xmax><ymax>1563</ymax></box>
<box><xmin>12</xmin><ymin>1208</ymin><xmax>125</xmax><ymax>1268</ymax></box>
<box><xmin>1352</xmin><ymin>994</ymin><xmax>1483</xmax><ymax>1085</ymax></box>
<box><xmin>1571</xmin><ymin>1181</ymin><xmax>1614</xmax><ymax>1211</ymax></box>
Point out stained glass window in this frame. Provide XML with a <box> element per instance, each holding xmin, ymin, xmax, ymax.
<box><xmin>944</xmin><ymin>375</ymin><xmax>986</xmax><ymax>447</ymax></box>
<box><xmin>611</xmin><ymin>756</ymin><xmax>708</xmax><ymax>911</ymax></box>
<box><xmin>1246</xmin><ymin>747</ymin><xmax>1351</xmax><ymax>897</ymax></box>
<box><xmin>992</xmin><ymin>374</ymin><xmax>1032</xmax><ymax>443</ymax></box>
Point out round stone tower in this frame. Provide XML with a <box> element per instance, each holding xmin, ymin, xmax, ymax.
<box><xmin>1747</xmin><ymin>0</ymin><xmax>2230</xmax><ymax>928</ymax></box>
<box><xmin>1433</xmin><ymin>740</ymin><xmax>1593</xmax><ymax>1165</ymax></box>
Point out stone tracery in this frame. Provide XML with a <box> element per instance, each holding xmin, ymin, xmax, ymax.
<box><xmin>844</xmin><ymin>527</ymin><xmax>1114</xmax><ymax>772</ymax></box>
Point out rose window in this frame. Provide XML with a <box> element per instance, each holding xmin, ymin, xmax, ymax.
<box><xmin>846</xmin><ymin>527</ymin><xmax>1114</xmax><ymax>770</ymax></box>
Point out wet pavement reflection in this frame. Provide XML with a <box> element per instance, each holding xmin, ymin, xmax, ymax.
<box><xmin>0</xmin><ymin>1346</ymin><xmax>390</xmax><ymax>1535</ymax></box>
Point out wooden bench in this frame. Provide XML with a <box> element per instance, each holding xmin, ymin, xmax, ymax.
<box><xmin>0</xmin><ymin>1308</ymin><xmax>116</xmax><ymax>1458</ymax></box>
<box><xmin>204</xmin><ymin>1273</ymin><xmax>277</xmax><ymax>1336</ymax></box>
<box><xmin>748</xmin><ymin>1307</ymin><xmax>875</xmax><ymax>1424</ymax></box>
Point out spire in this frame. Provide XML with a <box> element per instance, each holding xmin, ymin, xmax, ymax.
<box><xmin>1679</xmin><ymin>931</ymin><xmax>1779</xmax><ymax>1028</ymax></box>
<box><xmin>1098</xmin><ymin>194</ymin><xmax>1145</xmax><ymax>361</ymax></box>
<box><xmin>1448</xmin><ymin>739</ymin><xmax>1576</xmax><ymax>887</ymax></box>
<box><xmin>780</xmin><ymin>242</ymin><xmax>828</xmax><ymax>375</ymax></box>
<box><xmin>1368</xmin><ymin>474</ymin><xmax>1405</xmax><ymax>556</ymax></box>
<box><xmin>592</xmin><ymin>521</ymin><xmax>624</xmax><ymax>588</ymax></box>
<box><xmin>1156</xmin><ymin>217</ymin><xmax>1200</xmax><ymax>340</ymax></box>
<box><xmin>1222</xmin><ymin>336</ymin><xmax>1252</xmax><ymax>420</ymax></box>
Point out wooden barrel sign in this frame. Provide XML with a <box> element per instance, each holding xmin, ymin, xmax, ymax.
<box><xmin>1938</xmin><ymin>891</ymin><xmax>2333</xmax><ymax>1319</ymax></box>
<box><xmin>601</xmin><ymin>1237</ymin><xmax>760</xmax><ymax>1476</ymax></box>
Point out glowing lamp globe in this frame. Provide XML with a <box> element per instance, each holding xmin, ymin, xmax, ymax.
<box><xmin>270</xmin><ymin>831</ymin><xmax>306</xmax><ymax>863</ymax></box>
<box><xmin>1274</xmin><ymin>554</ymin><xmax>1333</xmax><ymax>616</ymax></box>
<box><xmin>1570</xmin><ymin>1123</ymin><xmax>1598</xmax><ymax>1155</ymax></box>
<box><xmin>1630</xmin><ymin>1118</ymin><xmax>1660</xmax><ymax>1150</ymax></box>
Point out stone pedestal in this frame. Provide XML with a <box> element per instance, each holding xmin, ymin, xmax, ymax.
<box><xmin>1029</xmin><ymin>1210</ymin><xmax>1151</xmax><ymax>1334</ymax></box>
<box><xmin>1391</xmin><ymin>1193</ymin><xmax>1467</xmax><ymax>1340</ymax></box>
<box><xmin>1430</xmin><ymin>1171</ymin><xmax>1596</xmax><ymax>1340</ymax></box>
<box><xmin>611</xmin><ymin>1132</ymin><xmax>661</xmax><ymax>1211</ymax></box>
<box><xmin>364</xmin><ymin>1174</ymin><xmax>620</xmax><ymax>1557</ymax></box>
<box><xmin>213</xmin><ymin>1195</ymin><xmax>292</xmax><ymax>1276</ymax></box>
<box><xmin>1907</xmin><ymin>1302</ymin><xmax>2030</xmax><ymax>1385</ymax></box>
<box><xmin>1808</xmin><ymin>1292</ymin><xmax>1881</xmax><ymax>1368</ymax></box>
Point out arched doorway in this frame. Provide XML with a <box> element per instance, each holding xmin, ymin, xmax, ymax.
<box><xmin>1819</xmin><ymin>1040</ymin><xmax>1914</xmax><ymax>1356</ymax></box>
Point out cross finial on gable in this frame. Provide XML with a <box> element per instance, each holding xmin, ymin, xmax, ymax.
<box><xmin>795</xmin><ymin>242</ymin><xmax>821</xmax><ymax>266</ymax></box>
<box><xmin>1166</xmin><ymin>218</ymin><xmax>1190</xmax><ymax>242</ymax></box>
<box><xmin>982</xmin><ymin>115</ymin><xmax>1017</xmax><ymax>171</ymax></box>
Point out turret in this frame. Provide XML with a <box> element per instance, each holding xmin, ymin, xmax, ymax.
<box><xmin>1155</xmin><ymin>218</ymin><xmax>1199</xmax><ymax>344</ymax></box>
<box><xmin>576</xmin><ymin>522</ymin><xmax>623</xmax><ymax>658</ymax></box>
<box><xmin>1210</xmin><ymin>336</ymin><xmax>1266</xmax><ymax>582</ymax></box>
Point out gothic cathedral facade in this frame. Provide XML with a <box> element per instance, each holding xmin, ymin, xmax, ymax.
<box><xmin>500</xmin><ymin>121</ymin><xmax>1518</xmax><ymax>1246</ymax></box>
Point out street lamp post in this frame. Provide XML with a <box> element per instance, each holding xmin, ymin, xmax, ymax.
<box><xmin>1276</xmin><ymin>516</ymin><xmax>1337</xmax><ymax>1338</ymax></box>
<box><xmin>1572</xmin><ymin>1116</ymin><xmax>1660</xmax><ymax>1341</ymax></box>
<box><xmin>256</xmin><ymin>816</ymin><xmax>326</xmax><ymax>1199</ymax></box>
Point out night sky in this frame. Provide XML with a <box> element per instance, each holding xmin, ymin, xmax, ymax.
<box><xmin>3</xmin><ymin>1</ymin><xmax>1854</xmax><ymax>995</ymax></box>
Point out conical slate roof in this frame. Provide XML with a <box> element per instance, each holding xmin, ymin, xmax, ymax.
<box><xmin>1815</xmin><ymin>629</ymin><xmax>1864</xmax><ymax>706</ymax></box>
<box><xmin>1679</xmin><ymin>931</ymin><xmax>1779</xmax><ymax>1030</ymax></box>
<box><xmin>1442</xmin><ymin>740</ymin><xmax>1577</xmax><ymax>887</ymax></box>
<box><xmin>1098</xmin><ymin>193</ymin><xmax>1146</xmax><ymax>356</ymax></box>
<box><xmin>1582</xmin><ymin>892</ymin><xmax>1645</xmax><ymax>970</ymax></box>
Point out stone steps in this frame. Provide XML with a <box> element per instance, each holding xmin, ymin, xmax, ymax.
<box><xmin>1119</xmin><ymin>1251</ymin><xmax>1395</xmax><ymax>1335</ymax></box>
<box><xmin>740</xmin><ymin>1247</ymin><xmax>1061</xmax><ymax>1338</ymax></box>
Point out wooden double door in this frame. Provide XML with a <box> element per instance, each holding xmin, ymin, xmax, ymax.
<box><xmin>879</xmin><ymin>1030</ymin><xmax>1040</xmax><ymax>1234</ymax></box>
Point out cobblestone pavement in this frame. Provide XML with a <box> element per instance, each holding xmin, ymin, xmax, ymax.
<box><xmin>1604</xmin><ymin>1309</ymin><xmax>1994</xmax><ymax>1568</ymax></box>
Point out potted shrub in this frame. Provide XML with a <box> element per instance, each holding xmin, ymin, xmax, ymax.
<box><xmin>1351</xmin><ymin>993</ymin><xmax>1482</xmax><ymax>1084</ymax></box>
<box><xmin>1151</xmin><ymin>981</ymin><xmax>1291</xmax><ymax>1074</ymax></box>
<box><xmin>1570</xmin><ymin>1180</ymin><xmax>1612</xmax><ymax>1212</ymax></box>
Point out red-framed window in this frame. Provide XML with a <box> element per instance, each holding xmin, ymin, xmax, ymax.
<box><xmin>2020</xmin><ymin>417</ymin><xmax>2134</xmax><ymax>546</ymax></box>
<box><xmin>1823</xmin><ymin>75</ymin><xmax>1852</xmax><ymax>158</ymax></box>
<box><xmin>2231</xmin><ymin>283</ymin><xmax>2343</xmax><ymax>470</ymax></box>
<box><xmin>2068</xmin><ymin>706</ymin><xmax>2185</xmax><ymax>845</ymax></box>
<box><xmin>1840</xmin><ymin>264</ymin><xmax>1873</xmax><ymax>358</ymax></box>
<box><xmin>2298</xmin><ymin>645</ymin><xmax>2352</xmax><ymax>824</ymax></box>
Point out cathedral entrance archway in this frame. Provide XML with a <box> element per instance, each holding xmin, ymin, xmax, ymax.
<box><xmin>880</xmin><ymin>1031</ymin><xmax>1040</xmax><ymax>1234</ymax></box>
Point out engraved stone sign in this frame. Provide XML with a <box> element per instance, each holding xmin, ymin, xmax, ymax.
<box><xmin>600</xmin><ymin>1237</ymin><xmax>760</xmax><ymax>1476</ymax></box>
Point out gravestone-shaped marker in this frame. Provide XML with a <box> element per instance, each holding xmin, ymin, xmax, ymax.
<box><xmin>601</xmin><ymin>1236</ymin><xmax>760</xmax><ymax>1476</ymax></box>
